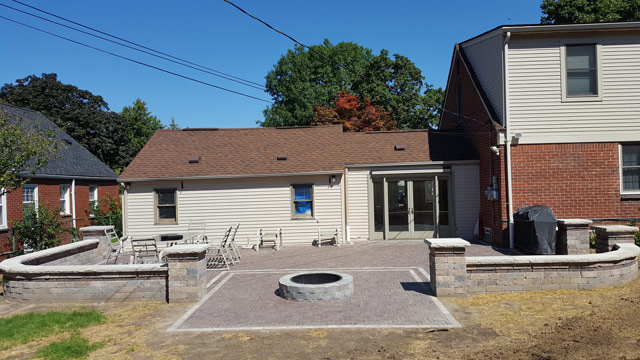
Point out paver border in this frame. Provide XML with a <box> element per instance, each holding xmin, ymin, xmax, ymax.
<box><xmin>168</xmin><ymin>266</ymin><xmax>461</xmax><ymax>332</ymax></box>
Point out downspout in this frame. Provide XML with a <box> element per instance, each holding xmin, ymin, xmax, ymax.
<box><xmin>342</xmin><ymin>168</ymin><xmax>350</xmax><ymax>244</ymax></box>
<box><xmin>503</xmin><ymin>31</ymin><xmax>515</xmax><ymax>249</ymax></box>
<box><xmin>71</xmin><ymin>179</ymin><xmax>77</xmax><ymax>230</ymax></box>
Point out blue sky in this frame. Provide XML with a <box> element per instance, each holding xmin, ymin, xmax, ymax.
<box><xmin>0</xmin><ymin>0</ymin><xmax>542</xmax><ymax>128</ymax></box>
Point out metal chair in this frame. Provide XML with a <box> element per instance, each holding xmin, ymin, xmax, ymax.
<box><xmin>226</xmin><ymin>223</ymin><xmax>241</xmax><ymax>263</ymax></box>
<box><xmin>187</xmin><ymin>220</ymin><xmax>208</xmax><ymax>243</ymax></box>
<box><xmin>257</xmin><ymin>228</ymin><xmax>283</xmax><ymax>251</ymax></box>
<box><xmin>131</xmin><ymin>235</ymin><xmax>159</xmax><ymax>264</ymax></box>
<box><xmin>105</xmin><ymin>227</ymin><xmax>129</xmax><ymax>264</ymax></box>
<box><xmin>205</xmin><ymin>227</ymin><xmax>233</xmax><ymax>270</ymax></box>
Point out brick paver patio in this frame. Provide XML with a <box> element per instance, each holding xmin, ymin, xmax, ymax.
<box><xmin>170</xmin><ymin>240</ymin><xmax>507</xmax><ymax>331</ymax></box>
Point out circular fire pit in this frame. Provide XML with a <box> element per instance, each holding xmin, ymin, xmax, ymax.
<box><xmin>278</xmin><ymin>271</ymin><xmax>353</xmax><ymax>302</ymax></box>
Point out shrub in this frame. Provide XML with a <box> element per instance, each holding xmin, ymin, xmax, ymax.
<box><xmin>11</xmin><ymin>202</ymin><xmax>74</xmax><ymax>252</ymax></box>
<box><xmin>90</xmin><ymin>194</ymin><xmax>122</xmax><ymax>236</ymax></box>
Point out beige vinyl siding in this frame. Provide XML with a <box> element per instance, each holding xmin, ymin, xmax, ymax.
<box><xmin>462</xmin><ymin>32</ymin><xmax>504</xmax><ymax>123</ymax></box>
<box><xmin>508</xmin><ymin>35</ymin><xmax>640</xmax><ymax>143</ymax></box>
<box><xmin>451</xmin><ymin>164</ymin><xmax>480</xmax><ymax>239</ymax></box>
<box><xmin>346</xmin><ymin>169</ymin><xmax>371</xmax><ymax>241</ymax></box>
<box><xmin>125</xmin><ymin>175</ymin><xmax>343</xmax><ymax>248</ymax></box>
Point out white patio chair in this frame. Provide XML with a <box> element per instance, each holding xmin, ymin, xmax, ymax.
<box><xmin>227</xmin><ymin>223</ymin><xmax>241</xmax><ymax>263</ymax></box>
<box><xmin>314</xmin><ymin>227</ymin><xmax>339</xmax><ymax>247</ymax></box>
<box><xmin>257</xmin><ymin>228</ymin><xmax>283</xmax><ymax>251</ymax></box>
<box><xmin>206</xmin><ymin>226</ymin><xmax>233</xmax><ymax>270</ymax></box>
<box><xmin>187</xmin><ymin>220</ymin><xmax>208</xmax><ymax>243</ymax></box>
<box><xmin>131</xmin><ymin>235</ymin><xmax>159</xmax><ymax>264</ymax></box>
<box><xmin>105</xmin><ymin>227</ymin><xmax>130</xmax><ymax>264</ymax></box>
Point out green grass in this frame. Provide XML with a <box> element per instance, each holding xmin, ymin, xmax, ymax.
<box><xmin>34</xmin><ymin>335</ymin><xmax>104</xmax><ymax>360</ymax></box>
<box><xmin>0</xmin><ymin>310</ymin><xmax>105</xmax><ymax>350</ymax></box>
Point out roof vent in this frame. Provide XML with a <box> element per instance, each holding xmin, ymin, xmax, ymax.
<box><xmin>277</xmin><ymin>154</ymin><xmax>288</xmax><ymax>161</ymax></box>
<box><xmin>188</xmin><ymin>156</ymin><xmax>201</xmax><ymax>164</ymax></box>
<box><xmin>394</xmin><ymin>143</ymin><xmax>406</xmax><ymax>151</ymax></box>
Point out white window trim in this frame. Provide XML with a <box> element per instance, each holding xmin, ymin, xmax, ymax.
<box><xmin>89</xmin><ymin>185</ymin><xmax>98</xmax><ymax>217</ymax></box>
<box><xmin>60</xmin><ymin>184</ymin><xmax>71</xmax><ymax>215</ymax></box>
<box><xmin>291</xmin><ymin>184</ymin><xmax>315</xmax><ymax>220</ymax></box>
<box><xmin>23</xmin><ymin>184</ymin><xmax>38</xmax><ymax>211</ymax></box>
<box><xmin>620</xmin><ymin>144</ymin><xmax>640</xmax><ymax>195</ymax></box>
<box><xmin>0</xmin><ymin>188</ymin><xmax>7</xmax><ymax>230</ymax></box>
<box><xmin>560</xmin><ymin>42</ymin><xmax>603</xmax><ymax>103</ymax></box>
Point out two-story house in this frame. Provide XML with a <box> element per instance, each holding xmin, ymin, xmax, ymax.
<box><xmin>0</xmin><ymin>104</ymin><xmax>119</xmax><ymax>259</ymax></box>
<box><xmin>440</xmin><ymin>22</ymin><xmax>640</xmax><ymax>248</ymax></box>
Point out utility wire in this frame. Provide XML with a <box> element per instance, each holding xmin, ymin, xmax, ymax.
<box><xmin>223</xmin><ymin>0</ymin><xmax>364</xmax><ymax>79</ymax></box>
<box><xmin>0</xmin><ymin>15</ymin><xmax>271</xmax><ymax>103</ymax></box>
<box><xmin>8</xmin><ymin>0</ymin><xmax>266</xmax><ymax>89</ymax></box>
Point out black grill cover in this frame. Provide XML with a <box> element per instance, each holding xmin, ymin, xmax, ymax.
<box><xmin>514</xmin><ymin>205</ymin><xmax>557</xmax><ymax>255</ymax></box>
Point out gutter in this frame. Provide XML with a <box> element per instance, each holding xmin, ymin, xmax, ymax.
<box><xmin>29</xmin><ymin>174</ymin><xmax>117</xmax><ymax>181</ymax></box>
<box><xmin>503</xmin><ymin>31</ymin><xmax>515</xmax><ymax>249</ymax></box>
<box><xmin>118</xmin><ymin>170</ymin><xmax>345</xmax><ymax>183</ymax></box>
<box><xmin>71</xmin><ymin>179</ymin><xmax>76</xmax><ymax>229</ymax></box>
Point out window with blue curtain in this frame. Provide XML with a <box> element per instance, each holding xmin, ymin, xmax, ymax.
<box><xmin>292</xmin><ymin>185</ymin><xmax>313</xmax><ymax>218</ymax></box>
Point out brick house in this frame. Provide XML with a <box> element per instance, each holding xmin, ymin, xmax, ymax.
<box><xmin>439</xmin><ymin>22</ymin><xmax>640</xmax><ymax>248</ymax></box>
<box><xmin>0</xmin><ymin>104</ymin><xmax>118</xmax><ymax>259</ymax></box>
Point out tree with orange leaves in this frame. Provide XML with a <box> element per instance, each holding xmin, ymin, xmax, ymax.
<box><xmin>312</xmin><ymin>91</ymin><xmax>396</xmax><ymax>132</ymax></box>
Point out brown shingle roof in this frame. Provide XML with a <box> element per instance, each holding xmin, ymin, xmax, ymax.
<box><xmin>119</xmin><ymin>125</ymin><xmax>477</xmax><ymax>181</ymax></box>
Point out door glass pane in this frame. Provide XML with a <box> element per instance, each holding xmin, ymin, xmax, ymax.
<box><xmin>387</xmin><ymin>180</ymin><xmax>408</xmax><ymax>232</ymax></box>
<box><xmin>373</xmin><ymin>181</ymin><xmax>384</xmax><ymax>232</ymax></box>
<box><xmin>413</xmin><ymin>180</ymin><xmax>434</xmax><ymax>231</ymax></box>
<box><xmin>438</xmin><ymin>179</ymin><xmax>449</xmax><ymax>225</ymax></box>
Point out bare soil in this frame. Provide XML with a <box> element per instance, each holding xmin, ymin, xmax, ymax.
<box><xmin>1</xmin><ymin>272</ymin><xmax>639</xmax><ymax>360</ymax></box>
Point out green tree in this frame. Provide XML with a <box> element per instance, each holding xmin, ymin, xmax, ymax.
<box><xmin>263</xmin><ymin>40</ymin><xmax>443</xmax><ymax>129</ymax></box>
<box><xmin>0</xmin><ymin>73</ymin><xmax>136</xmax><ymax>170</ymax></box>
<box><xmin>541</xmin><ymin>0</ymin><xmax>640</xmax><ymax>23</ymax></box>
<box><xmin>168</xmin><ymin>117</ymin><xmax>180</xmax><ymax>129</ymax></box>
<box><xmin>120</xmin><ymin>98</ymin><xmax>164</xmax><ymax>153</ymax></box>
<box><xmin>0</xmin><ymin>113</ymin><xmax>61</xmax><ymax>192</ymax></box>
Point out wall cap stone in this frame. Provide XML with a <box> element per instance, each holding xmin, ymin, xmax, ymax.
<box><xmin>79</xmin><ymin>225</ymin><xmax>114</xmax><ymax>233</ymax></box>
<box><xmin>557</xmin><ymin>219</ymin><xmax>593</xmax><ymax>226</ymax></box>
<box><xmin>160</xmin><ymin>244</ymin><xmax>209</xmax><ymax>259</ymax></box>
<box><xmin>591</xmin><ymin>225</ymin><xmax>639</xmax><ymax>234</ymax></box>
<box><xmin>467</xmin><ymin>243</ymin><xmax>640</xmax><ymax>266</ymax></box>
<box><xmin>424</xmin><ymin>238</ymin><xmax>471</xmax><ymax>248</ymax></box>
<box><xmin>0</xmin><ymin>238</ymin><xmax>166</xmax><ymax>276</ymax></box>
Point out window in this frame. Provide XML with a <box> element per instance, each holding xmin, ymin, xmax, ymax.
<box><xmin>89</xmin><ymin>185</ymin><xmax>98</xmax><ymax>217</ymax></box>
<box><xmin>154</xmin><ymin>189</ymin><xmax>177</xmax><ymax>224</ymax></box>
<box><xmin>292</xmin><ymin>184</ymin><xmax>313</xmax><ymax>219</ymax></box>
<box><xmin>0</xmin><ymin>188</ymin><xmax>6</xmax><ymax>230</ymax></box>
<box><xmin>22</xmin><ymin>184</ymin><xmax>37</xmax><ymax>213</ymax></box>
<box><xmin>621</xmin><ymin>144</ymin><xmax>640</xmax><ymax>193</ymax></box>
<box><xmin>562</xmin><ymin>44</ymin><xmax>602</xmax><ymax>101</ymax></box>
<box><xmin>60</xmin><ymin>185</ymin><xmax>70</xmax><ymax>215</ymax></box>
<box><xmin>456</xmin><ymin>83</ymin><xmax>463</xmax><ymax>124</ymax></box>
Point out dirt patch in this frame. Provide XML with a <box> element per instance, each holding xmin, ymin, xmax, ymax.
<box><xmin>1</xmin><ymin>272</ymin><xmax>640</xmax><ymax>359</ymax></box>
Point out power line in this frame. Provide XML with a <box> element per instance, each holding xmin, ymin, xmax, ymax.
<box><xmin>0</xmin><ymin>15</ymin><xmax>271</xmax><ymax>103</ymax></box>
<box><xmin>8</xmin><ymin>0</ymin><xmax>266</xmax><ymax>89</ymax></box>
<box><xmin>223</xmin><ymin>0</ymin><xmax>363</xmax><ymax>79</ymax></box>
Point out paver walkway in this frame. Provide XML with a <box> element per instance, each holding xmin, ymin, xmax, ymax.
<box><xmin>170</xmin><ymin>240</ymin><xmax>507</xmax><ymax>331</ymax></box>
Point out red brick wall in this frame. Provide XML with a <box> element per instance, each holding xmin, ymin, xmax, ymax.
<box><xmin>441</xmin><ymin>49</ymin><xmax>509</xmax><ymax>246</ymax></box>
<box><xmin>511</xmin><ymin>143</ymin><xmax>640</xmax><ymax>220</ymax></box>
<box><xmin>0</xmin><ymin>179</ymin><xmax>119</xmax><ymax>260</ymax></box>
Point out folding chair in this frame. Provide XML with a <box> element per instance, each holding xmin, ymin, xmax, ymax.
<box><xmin>131</xmin><ymin>235</ymin><xmax>159</xmax><ymax>264</ymax></box>
<box><xmin>205</xmin><ymin>227</ymin><xmax>233</xmax><ymax>270</ymax></box>
<box><xmin>187</xmin><ymin>220</ymin><xmax>208</xmax><ymax>243</ymax></box>
<box><xmin>105</xmin><ymin>227</ymin><xmax>130</xmax><ymax>264</ymax></box>
<box><xmin>257</xmin><ymin>228</ymin><xmax>283</xmax><ymax>251</ymax></box>
<box><xmin>227</xmin><ymin>223</ymin><xmax>241</xmax><ymax>263</ymax></box>
<box><xmin>315</xmin><ymin>227</ymin><xmax>339</xmax><ymax>247</ymax></box>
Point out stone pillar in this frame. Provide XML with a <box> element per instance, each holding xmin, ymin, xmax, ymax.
<box><xmin>556</xmin><ymin>219</ymin><xmax>592</xmax><ymax>255</ymax></box>
<box><xmin>424</xmin><ymin>238</ymin><xmax>470</xmax><ymax>297</ymax></box>
<box><xmin>163</xmin><ymin>244</ymin><xmax>209</xmax><ymax>303</ymax></box>
<box><xmin>592</xmin><ymin>225</ymin><xmax>639</xmax><ymax>253</ymax></box>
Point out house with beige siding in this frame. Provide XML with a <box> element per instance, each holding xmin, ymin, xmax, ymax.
<box><xmin>118</xmin><ymin>125</ymin><xmax>479</xmax><ymax>246</ymax></box>
<box><xmin>439</xmin><ymin>22</ymin><xmax>640</xmax><ymax>248</ymax></box>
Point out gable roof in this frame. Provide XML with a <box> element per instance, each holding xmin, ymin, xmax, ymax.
<box><xmin>119</xmin><ymin>126</ymin><xmax>477</xmax><ymax>181</ymax></box>
<box><xmin>1</xmin><ymin>103</ymin><xmax>118</xmax><ymax>180</ymax></box>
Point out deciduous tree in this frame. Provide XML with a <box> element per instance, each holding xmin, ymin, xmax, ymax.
<box><xmin>312</xmin><ymin>91</ymin><xmax>396</xmax><ymax>132</ymax></box>
<box><xmin>541</xmin><ymin>0</ymin><xmax>640</xmax><ymax>23</ymax></box>
<box><xmin>0</xmin><ymin>74</ymin><xmax>135</xmax><ymax>170</ymax></box>
<box><xmin>263</xmin><ymin>40</ymin><xmax>443</xmax><ymax>129</ymax></box>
